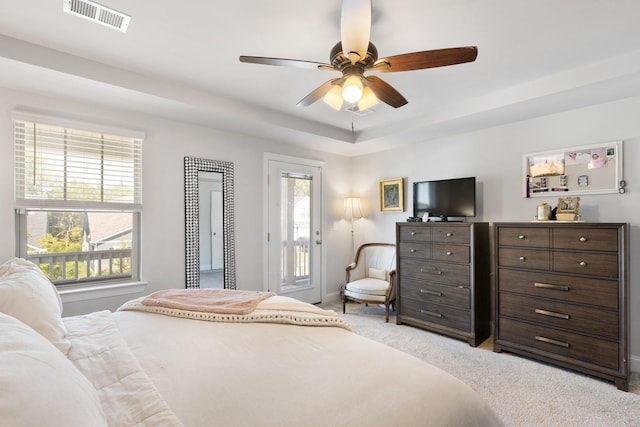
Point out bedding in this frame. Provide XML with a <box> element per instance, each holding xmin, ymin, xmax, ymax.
<box><xmin>0</xmin><ymin>262</ymin><xmax>503</xmax><ymax>426</ymax></box>
<box><xmin>0</xmin><ymin>257</ymin><xmax>70</xmax><ymax>354</ymax></box>
<box><xmin>111</xmin><ymin>305</ymin><xmax>502</xmax><ymax>426</ymax></box>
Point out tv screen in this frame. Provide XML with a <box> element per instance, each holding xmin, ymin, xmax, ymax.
<box><xmin>413</xmin><ymin>177</ymin><xmax>476</xmax><ymax>221</ymax></box>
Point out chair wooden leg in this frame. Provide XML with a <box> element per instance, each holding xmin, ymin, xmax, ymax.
<box><xmin>342</xmin><ymin>299</ymin><xmax>346</xmax><ymax>314</ymax></box>
<box><xmin>385</xmin><ymin>303</ymin><xmax>389</xmax><ymax>323</ymax></box>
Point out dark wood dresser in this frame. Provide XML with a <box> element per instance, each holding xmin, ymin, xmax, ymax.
<box><xmin>493</xmin><ymin>222</ymin><xmax>629</xmax><ymax>391</ymax></box>
<box><xmin>396</xmin><ymin>222</ymin><xmax>491</xmax><ymax>346</ymax></box>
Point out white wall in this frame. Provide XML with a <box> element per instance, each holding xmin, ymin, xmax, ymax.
<box><xmin>351</xmin><ymin>96</ymin><xmax>640</xmax><ymax>368</ymax></box>
<box><xmin>0</xmin><ymin>87</ymin><xmax>354</xmax><ymax>315</ymax></box>
<box><xmin>2</xmin><ymin>85</ymin><xmax>636</xmax><ymax>368</ymax></box>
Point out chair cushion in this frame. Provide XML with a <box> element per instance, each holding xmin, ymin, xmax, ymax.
<box><xmin>345</xmin><ymin>278</ymin><xmax>389</xmax><ymax>296</ymax></box>
<box><xmin>368</xmin><ymin>267</ymin><xmax>388</xmax><ymax>280</ymax></box>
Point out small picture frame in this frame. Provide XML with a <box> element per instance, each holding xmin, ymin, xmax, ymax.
<box><xmin>557</xmin><ymin>197</ymin><xmax>580</xmax><ymax>213</ymax></box>
<box><xmin>379</xmin><ymin>178</ymin><xmax>404</xmax><ymax>212</ymax></box>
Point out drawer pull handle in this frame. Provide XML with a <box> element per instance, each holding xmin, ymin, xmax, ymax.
<box><xmin>446</xmin><ymin>251</ymin><xmax>453</xmax><ymax>256</ymax></box>
<box><xmin>579</xmin><ymin>236</ymin><xmax>587</xmax><ymax>242</ymax></box>
<box><xmin>534</xmin><ymin>282</ymin><xmax>570</xmax><ymax>292</ymax></box>
<box><xmin>420</xmin><ymin>267</ymin><xmax>443</xmax><ymax>275</ymax></box>
<box><xmin>411</xmin><ymin>231</ymin><xmax>417</xmax><ymax>236</ymax></box>
<box><xmin>579</xmin><ymin>261</ymin><xmax>587</xmax><ymax>267</ymax></box>
<box><xmin>420</xmin><ymin>309</ymin><xmax>443</xmax><ymax>318</ymax></box>
<box><xmin>420</xmin><ymin>289</ymin><xmax>442</xmax><ymax>297</ymax></box>
<box><xmin>518</xmin><ymin>235</ymin><xmax>526</xmax><ymax>239</ymax></box>
<box><xmin>446</xmin><ymin>232</ymin><xmax>453</xmax><ymax>237</ymax></box>
<box><xmin>535</xmin><ymin>309</ymin><xmax>569</xmax><ymax>320</ymax></box>
<box><xmin>535</xmin><ymin>335</ymin><xmax>569</xmax><ymax>348</ymax></box>
<box><xmin>410</xmin><ymin>248</ymin><xmax>417</xmax><ymax>253</ymax></box>
<box><xmin>519</xmin><ymin>256</ymin><xmax>526</xmax><ymax>261</ymax></box>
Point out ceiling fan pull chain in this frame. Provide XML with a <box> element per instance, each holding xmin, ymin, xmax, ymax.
<box><xmin>351</xmin><ymin>109</ymin><xmax>355</xmax><ymax>133</ymax></box>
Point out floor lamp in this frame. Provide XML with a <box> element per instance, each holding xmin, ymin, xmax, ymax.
<box><xmin>344</xmin><ymin>197</ymin><xmax>364</xmax><ymax>256</ymax></box>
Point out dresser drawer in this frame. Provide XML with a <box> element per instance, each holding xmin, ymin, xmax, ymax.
<box><xmin>432</xmin><ymin>226</ymin><xmax>470</xmax><ymax>244</ymax></box>
<box><xmin>553</xmin><ymin>228</ymin><xmax>618</xmax><ymax>252</ymax></box>
<box><xmin>498</xmin><ymin>318</ymin><xmax>619</xmax><ymax>370</ymax></box>
<box><xmin>401</xmin><ymin>277</ymin><xmax>470</xmax><ymax>309</ymax></box>
<box><xmin>553</xmin><ymin>251</ymin><xmax>618</xmax><ymax>278</ymax></box>
<box><xmin>398</xmin><ymin>242</ymin><xmax>431</xmax><ymax>259</ymax></box>
<box><xmin>432</xmin><ymin>243</ymin><xmax>470</xmax><ymax>263</ymax></box>
<box><xmin>497</xmin><ymin>268</ymin><xmax>618</xmax><ymax>309</ymax></box>
<box><xmin>400</xmin><ymin>259</ymin><xmax>470</xmax><ymax>286</ymax></box>
<box><xmin>402</xmin><ymin>297</ymin><xmax>470</xmax><ymax>331</ymax></box>
<box><xmin>399</xmin><ymin>226</ymin><xmax>431</xmax><ymax>242</ymax></box>
<box><xmin>499</xmin><ymin>293</ymin><xmax>618</xmax><ymax>339</ymax></box>
<box><xmin>498</xmin><ymin>227</ymin><xmax>549</xmax><ymax>248</ymax></box>
<box><xmin>498</xmin><ymin>247</ymin><xmax>550</xmax><ymax>270</ymax></box>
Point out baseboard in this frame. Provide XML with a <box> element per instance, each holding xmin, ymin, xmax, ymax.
<box><xmin>324</xmin><ymin>290</ymin><xmax>341</xmax><ymax>304</ymax></box>
<box><xmin>631</xmin><ymin>354</ymin><xmax>640</xmax><ymax>373</ymax></box>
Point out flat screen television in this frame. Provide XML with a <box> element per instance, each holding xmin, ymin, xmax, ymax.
<box><xmin>413</xmin><ymin>177</ymin><xmax>476</xmax><ymax>221</ymax></box>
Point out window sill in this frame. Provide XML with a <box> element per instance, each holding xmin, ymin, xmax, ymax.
<box><xmin>59</xmin><ymin>281</ymin><xmax>147</xmax><ymax>303</ymax></box>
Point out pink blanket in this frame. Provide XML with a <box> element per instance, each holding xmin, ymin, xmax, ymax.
<box><xmin>141</xmin><ymin>289</ymin><xmax>275</xmax><ymax>315</ymax></box>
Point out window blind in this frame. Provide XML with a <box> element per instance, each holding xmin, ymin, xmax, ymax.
<box><xmin>14</xmin><ymin>118</ymin><xmax>142</xmax><ymax>211</ymax></box>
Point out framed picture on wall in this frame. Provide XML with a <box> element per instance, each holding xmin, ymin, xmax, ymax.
<box><xmin>379</xmin><ymin>178</ymin><xmax>404</xmax><ymax>212</ymax></box>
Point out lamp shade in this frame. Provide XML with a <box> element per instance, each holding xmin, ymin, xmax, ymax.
<box><xmin>357</xmin><ymin>86</ymin><xmax>378</xmax><ymax>111</ymax></box>
<box><xmin>344</xmin><ymin>197</ymin><xmax>364</xmax><ymax>220</ymax></box>
<box><xmin>323</xmin><ymin>85</ymin><xmax>344</xmax><ymax>110</ymax></box>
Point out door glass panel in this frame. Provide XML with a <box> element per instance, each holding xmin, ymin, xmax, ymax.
<box><xmin>280</xmin><ymin>173</ymin><xmax>311</xmax><ymax>291</ymax></box>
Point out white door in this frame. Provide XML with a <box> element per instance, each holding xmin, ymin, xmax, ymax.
<box><xmin>266</xmin><ymin>157</ymin><xmax>322</xmax><ymax>304</ymax></box>
<box><xmin>211</xmin><ymin>190</ymin><xmax>223</xmax><ymax>270</ymax></box>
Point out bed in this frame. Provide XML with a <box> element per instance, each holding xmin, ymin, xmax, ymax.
<box><xmin>0</xmin><ymin>258</ymin><xmax>503</xmax><ymax>426</ymax></box>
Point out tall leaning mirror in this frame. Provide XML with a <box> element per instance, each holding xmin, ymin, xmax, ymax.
<box><xmin>184</xmin><ymin>157</ymin><xmax>236</xmax><ymax>289</ymax></box>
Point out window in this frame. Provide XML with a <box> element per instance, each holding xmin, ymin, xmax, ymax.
<box><xmin>13</xmin><ymin>112</ymin><xmax>143</xmax><ymax>288</ymax></box>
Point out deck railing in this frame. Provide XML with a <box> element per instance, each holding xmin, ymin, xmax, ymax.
<box><xmin>281</xmin><ymin>238</ymin><xmax>309</xmax><ymax>285</ymax></box>
<box><xmin>27</xmin><ymin>248</ymin><xmax>132</xmax><ymax>285</ymax></box>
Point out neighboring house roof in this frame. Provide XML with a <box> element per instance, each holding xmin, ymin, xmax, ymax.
<box><xmin>26</xmin><ymin>211</ymin><xmax>131</xmax><ymax>250</ymax></box>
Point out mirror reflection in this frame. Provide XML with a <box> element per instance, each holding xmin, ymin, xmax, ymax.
<box><xmin>198</xmin><ymin>171</ymin><xmax>224</xmax><ymax>288</ymax></box>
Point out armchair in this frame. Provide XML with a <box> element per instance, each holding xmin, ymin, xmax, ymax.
<box><xmin>341</xmin><ymin>243</ymin><xmax>396</xmax><ymax>322</ymax></box>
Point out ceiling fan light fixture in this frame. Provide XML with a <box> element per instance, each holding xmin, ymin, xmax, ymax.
<box><xmin>323</xmin><ymin>85</ymin><xmax>344</xmax><ymax>110</ymax></box>
<box><xmin>357</xmin><ymin>86</ymin><xmax>378</xmax><ymax>111</ymax></box>
<box><xmin>342</xmin><ymin>75</ymin><xmax>363</xmax><ymax>103</ymax></box>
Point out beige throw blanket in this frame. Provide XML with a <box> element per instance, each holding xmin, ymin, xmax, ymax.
<box><xmin>119</xmin><ymin>293</ymin><xmax>352</xmax><ymax>331</ymax></box>
<box><xmin>142</xmin><ymin>288</ymin><xmax>275</xmax><ymax>314</ymax></box>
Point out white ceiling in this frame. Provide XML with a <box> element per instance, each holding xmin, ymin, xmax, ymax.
<box><xmin>1</xmin><ymin>0</ymin><xmax>640</xmax><ymax>156</ymax></box>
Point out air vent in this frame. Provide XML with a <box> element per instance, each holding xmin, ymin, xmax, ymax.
<box><xmin>63</xmin><ymin>0</ymin><xmax>131</xmax><ymax>33</ymax></box>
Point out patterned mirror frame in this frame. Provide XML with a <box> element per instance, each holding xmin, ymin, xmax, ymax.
<box><xmin>184</xmin><ymin>157</ymin><xmax>236</xmax><ymax>289</ymax></box>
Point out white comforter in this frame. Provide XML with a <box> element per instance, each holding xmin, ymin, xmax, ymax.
<box><xmin>64</xmin><ymin>311</ymin><xmax>183</xmax><ymax>427</ymax></box>
<box><xmin>63</xmin><ymin>299</ymin><xmax>502</xmax><ymax>426</ymax></box>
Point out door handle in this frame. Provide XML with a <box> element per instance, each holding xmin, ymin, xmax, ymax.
<box><xmin>316</xmin><ymin>240</ymin><xmax>322</xmax><ymax>245</ymax></box>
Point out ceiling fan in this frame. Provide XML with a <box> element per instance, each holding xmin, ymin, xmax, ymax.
<box><xmin>239</xmin><ymin>0</ymin><xmax>478</xmax><ymax>112</ymax></box>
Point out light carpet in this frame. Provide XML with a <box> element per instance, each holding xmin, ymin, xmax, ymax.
<box><xmin>325</xmin><ymin>302</ymin><xmax>639</xmax><ymax>427</ymax></box>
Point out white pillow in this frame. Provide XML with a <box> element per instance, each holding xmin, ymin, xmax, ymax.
<box><xmin>0</xmin><ymin>258</ymin><xmax>70</xmax><ymax>354</ymax></box>
<box><xmin>368</xmin><ymin>267</ymin><xmax>389</xmax><ymax>280</ymax></box>
<box><xmin>0</xmin><ymin>312</ymin><xmax>107</xmax><ymax>427</ymax></box>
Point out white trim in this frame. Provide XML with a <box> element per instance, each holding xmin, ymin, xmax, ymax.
<box><xmin>262</xmin><ymin>153</ymin><xmax>326</xmax><ymax>302</ymax></box>
<box><xmin>59</xmin><ymin>281</ymin><xmax>147</xmax><ymax>303</ymax></box>
<box><xmin>16</xmin><ymin>199</ymin><xmax>142</xmax><ymax>212</ymax></box>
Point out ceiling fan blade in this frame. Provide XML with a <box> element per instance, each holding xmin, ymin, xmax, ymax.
<box><xmin>373</xmin><ymin>46</ymin><xmax>478</xmax><ymax>73</ymax></box>
<box><xmin>365</xmin><ymin>76</ymin><xmax>408</xmax><ymax>108</ymax></box>
<box><xmin>341</xmin><ymin>0</ymin><xmax>371</xmax><ymax>64</ymax></box>
<box><xmin>296</xmin><ymin>78</ymin><xmax>343</xmax><ymax>107</ymax></box>
<box><xmin>239</xmin><ymin>56</ymin><xmax>335</xmax><ymax>71</ymax></box>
